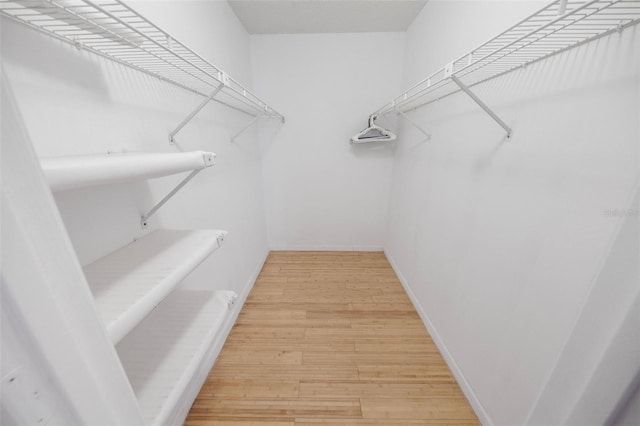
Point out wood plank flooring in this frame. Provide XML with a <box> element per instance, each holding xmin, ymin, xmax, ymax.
<box><xmin>185</xmin><ymin>251</ymin><xmax>479</xmax><ymax>425</ymax></box>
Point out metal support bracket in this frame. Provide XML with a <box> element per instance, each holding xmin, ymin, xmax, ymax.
<box><xmin>450</xmin><ymin>75</ymin><xmax>512</xmax><ymax>139</ymax></box>
<box><xmin>140</xmin><ymin>169</ymin><xmax>201</xmax><ymax>228</ymax></box>
<box><xmin>558</xmin><ymin>0</ymin><xmax>568</xmax><ymax>15</ymax></box>
<box><xmin>227</xmin><ymin>293</ymin><xmax>238</xmax><ymax>309</ymax></box>
<box><xmin>230</xmin><ymin>114</ymin><xmax>262</xmax><ymax>143</ymax></box>
<box><xmin>398</xmin><ymin>111</ymin><xmax>431</xmax><ymax>141</ymax></box>
<box><xmin>169</xmin><ymin>82</ymin><xmax>225</xmax><ymax>144</ymax></box>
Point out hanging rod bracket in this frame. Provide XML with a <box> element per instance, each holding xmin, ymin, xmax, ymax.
<box><xmin>450</xmin><ymin>75</ymin><xmax>512</xmax><ymax>139</ymax></box>
<box><xmin>398</xmin><ymin>111</ymin><xmax>431</xmax><ymax>141</ymax></box>
<box><xmin>141</xmin><ymin>169</ymin><xmax>202</xmax><ymax>228</ymax></box>
<box><xmin>231</xmin><ymin>114</ymin><xmax>263</xmax><ymax>143</ymax></box>
<box><xmin>169</xmin><ymin>82</ymin><xmax>226</xmax><ymax>144</ymax></box>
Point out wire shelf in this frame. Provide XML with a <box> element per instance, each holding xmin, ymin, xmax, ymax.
<box><xmin>0</xmin><ymin>0</ymin><xmax>284</xmax><ymax>120</ymax></box>
<box><xmin>375</xmin><ymin>0</ymin><xmax>640</xmax><ymax>116</ymax></box>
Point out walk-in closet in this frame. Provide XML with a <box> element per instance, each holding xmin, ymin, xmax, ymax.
<box><xmin>2</xmin><ymin>0</ymin><xmax>639</xmax><ymax>425</ymax></box>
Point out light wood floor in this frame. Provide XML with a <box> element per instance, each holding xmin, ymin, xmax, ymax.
<box><xmin>185</xmin><ymin>251</ymin><xmax>479</xmax><ymax>425</ymax></box>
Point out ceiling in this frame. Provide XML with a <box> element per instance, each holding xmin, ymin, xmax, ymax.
<box><xmin>228</xmin><ymin>0</ymin><xmax>429</xmax><ymax>35</ymax></box>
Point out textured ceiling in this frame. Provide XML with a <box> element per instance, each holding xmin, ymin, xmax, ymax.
<box><xmin>228</xmin><ymin>0</ymin><xmax>428</xmax><ymax>34</ymax></box>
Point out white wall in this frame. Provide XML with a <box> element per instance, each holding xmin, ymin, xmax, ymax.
<box><xmin>533</xmin><ymin>187</ymin><xmax>639</xmax><ymax>425</ymax></box>
<box><xmin>252</xmin><ymin>32</ymin><xmax>405</xmax><ymax>250</ymax></box>
<box><xmin>1</xmin><ymin>0</ymin><xmax>270</xmax><ymax>296</ymax></box>
<box><xmin>610</xmin><ymin>370</ymin><xmax>640</xmax><ymax>426</ymax></box>
<box><xmin>384</xmin><ymin>1</ymin><xmax>640</xmax><ymax>425</ymax></box>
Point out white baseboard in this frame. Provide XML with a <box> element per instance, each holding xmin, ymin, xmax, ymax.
<box><xmin>239</xmin><ymin>247</ymin><xmax>270</xmax><ymax>302</ymax></box>
<box><xmin>384</xmin><ymin>249</ymin><xmax>493</xmax><ymax>426</ymax></box>
<box><xmin>172</xmin><ymin>247</ymin><xmax>270</xmax><ymax>425</ymax></box>
<box><xmin>269</xmin><ymin>244</ymin><xmax>383</xmax><ymax>252</ymax></box>
<box><xmin>189</xmin><ymin>248</ymin><xmax>492</xmax><ymax>424</ymax></box>
<box><xmin>205</xmin><ymin>247</ymin><xmax>269</xmax><ymax>365</ymax></box>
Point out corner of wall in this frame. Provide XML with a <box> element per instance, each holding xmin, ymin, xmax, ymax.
<box><xmin>383</xmin><ymin>249</ymin><xmax>494</xmax><ymax>426</ymax></box>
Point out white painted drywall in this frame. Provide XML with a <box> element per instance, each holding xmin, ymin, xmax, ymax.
<box><xmin>538</xmin><ymin>187</ymin><xmax>639</xmax><ymax>425</ymax></box>
<box><xmin>610</xmin><ymin>370</ymin><xmax>640</xmax><ymax>426</ymax></box>
<box><xmin>252</xmin><ymin>32</ymin><xmax>405</xmax><ymax>250</ymax></box>
<box><xmin>384</xmin><ymin>1</ymin><xmax>640</xmax><ymax>425</ymax></box>
<box><xmin>1</xmin><ymin>0</ymin><xmax>270</xmax><ymax>296</ymax></box>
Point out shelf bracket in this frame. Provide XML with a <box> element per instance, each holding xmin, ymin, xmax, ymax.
<box><xmin>558</xmin><ymin>0</ymin><xmax>568</xmax><ymax>15</ymax></box>
<box><xmin>398</xmin><ymin>111</ymin><xmax>431</xmax><ymax>141</ymax></box>
<box><xmin>230</xmin><ymin>114</ymin><xmax>263</xmax><ymax>143</ymax></box>
<box><xmin>169</xmin><ymin>81</ymin><xmax>225</xmax><ymax>144</ymax></box>
<box><xmin>141</xmin><ymin>169</ymin><xmax>201</xmax><ymax>228</ymax></box>
<box><xmin>450</xmin><ymin>75</ymin><xmax>512</xmax><ymax>139</ymax></box>
<box><xmin>227</xmin><ymin>293</ymin><xmax>238</xmax><ymax>309</ymax></box>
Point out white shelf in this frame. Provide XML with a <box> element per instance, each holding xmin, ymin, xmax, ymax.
<box><xmin>0</xmin><ymin>0</ymin><xmax>283</xmax><ymax>120</ymax></box>
<box><xmin>375</xmin><ymin>0</ymin><xmax>640</xmax><ymax>116</ymax></box>
<box><xmin>40</xmin><ymin>151</ymin><xmax>215</xmax><ymax>192</ymax></box>
<box><xmin>84</xmin><ymin>229</ymin><xmax>227</xmax><ymax>344</ymax></box>
<box><xmin>116</xmin><ymin>289</ymin><xmax>237</xmax><ymax>426</ymax></box>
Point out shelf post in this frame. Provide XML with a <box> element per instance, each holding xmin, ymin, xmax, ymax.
<box><xmin>450</xmin><ymin>75</ymin><xmax>513</xmax><ymax>139</ymax></box>
<box><xmin>141</xmin><ymin>169</ymin><xmax>201</xmax><ymax>228</ymax></box>
<box><xmin>169</xmin><ymin>82</ymin><xmax>225</xmax><ymax>144</ymax></box>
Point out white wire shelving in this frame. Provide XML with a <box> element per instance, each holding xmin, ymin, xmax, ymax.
<box><xmin>84</xmin><ymin>229</ymin><xmax>227</xmax><ymax>344</ymax></box>
<box><xmin>117</xmin><ymin>289</ymin><xmax>237</xmax><ymax>425</ymax></box>
<box><xmin>374</xmin><ymin>0</ymin><xmax>640</xmax><ymax>138</ymax></box>
<box><xmin>41</xmin><ymin>151</ymin><xmax>215</xmax><ymax>192</ymax></box>
<box><xmin>0</xmin><ymin>0</ymin><xmax>284</xmax><ymax>142</ymax></box>
<box><xmin>40</xmin><ymin>151</ymin><xmax>217</xmax><ymax>228</ymax></box>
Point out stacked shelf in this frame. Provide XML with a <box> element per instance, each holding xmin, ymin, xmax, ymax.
<box><xmin>41</xmin><ymin>151</ymin><xmax>216</xmax><ymax>192</ymax></box>
<box><xmin>2</xmin><ymin>2</ymin><xmax>251</xmax><ymax>423</ymax></box>
<box><xmin>84</xmin><ymin>229</ymin><xmax>227</xmax><ymax>343</ymax></box>
<box><xmin>117</xmin><ymin>289</ymin><xmax>237</xmax><ymax>425</ymax></box>
<box><xmin>39</xmin><ymin>150</ymin><xmax>236</xmax><ymax>425</ymax></box>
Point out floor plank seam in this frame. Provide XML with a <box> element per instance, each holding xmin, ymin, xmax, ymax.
<box><xmin>185</xmin><ymin>251</ymin><xmax>480</xmax><ymax>425</ymax></box>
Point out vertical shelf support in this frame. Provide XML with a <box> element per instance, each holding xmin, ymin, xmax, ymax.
<box><xmin>230</xmin><ymin>114</ymin><xmax>263</xmax><ymax>143</ymax></box>
<box><xmin>169</xmin><ymin>82</ymin><xmax>225</xmax><ymax>144</ymax></box>
<box><xmin>141</xmin><ymin>169</ymin><xmax>201</xmax><ymax>228</ymax></box>
<box><xmin>450</xmin><ymin>75</ymin><xmax>512</xmax><ymax>139</ymax></box>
